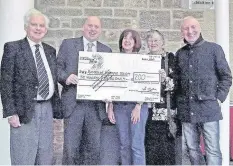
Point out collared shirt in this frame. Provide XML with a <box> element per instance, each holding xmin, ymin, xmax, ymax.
<box><xmin>27</xmin><ymin>37</ymin><xmax>54</xmax><ymax>100</ymax></box>
<box><xmin>83</xmin><ymin>37</ymin><xmax>97</xmax><ymax>52</ymax></box>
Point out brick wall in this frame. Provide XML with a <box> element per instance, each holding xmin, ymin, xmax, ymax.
<box><xmin>35</xmin><ymin>0</ymin><xmax>233</xmax><ymax>164</ymax></box>
<box><xmin>53</xmin><ymin>119</ymin><xmax>63</xmax><ymax>164</ymax></box>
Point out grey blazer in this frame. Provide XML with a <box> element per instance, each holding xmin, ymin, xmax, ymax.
<box><xmin>57</xmin><ymin>36</ymin><xmax>112</xmax><ymax>118</ymax></box>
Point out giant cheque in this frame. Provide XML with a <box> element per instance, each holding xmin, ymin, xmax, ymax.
<box><xmin>76</xmin><ymin>51</ymin><xmax>162</xmax><ymax>102</ymax></box>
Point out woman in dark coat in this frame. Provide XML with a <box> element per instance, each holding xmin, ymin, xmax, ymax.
<box><xmin>145</xmin><ymin>29</ymin><xmax>181</xmax><ymax>165</ymax></box>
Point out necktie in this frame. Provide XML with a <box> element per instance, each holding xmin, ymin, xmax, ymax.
<box><xmin>35</xmin><ymin>44</ymin><xmax>49</xmax><ymax>99</ymax></box>
<box><xmin>87</xmin><ymin>42</ymin><xmax>94</xmax><ymax>52</ymax></box>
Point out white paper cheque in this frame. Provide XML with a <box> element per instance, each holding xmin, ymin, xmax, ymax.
<box><xmin>76</xmin><ymin>51</ymin><xmax>162</xmax><ymax>102</ymax></box>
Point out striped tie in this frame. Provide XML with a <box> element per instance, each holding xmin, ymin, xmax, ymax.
<box><xmin>35</xmin><ymin>44</ymin><xmax>49</xmax><ymax>99</ymax></box>
<box><xmin>87</xmin><ymin>42</ymin><xmax>94</xmax><ymax>52</ymax></box>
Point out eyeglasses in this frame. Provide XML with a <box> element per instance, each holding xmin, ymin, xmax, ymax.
<box><xmin>147</xmin><ymin>39</ymin><xmax>162</xmax><ymax>43</ymax></box>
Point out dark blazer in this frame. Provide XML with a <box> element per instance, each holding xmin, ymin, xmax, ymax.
<box><xmin>174</xmin><ymin>36</ymin><xmax>232</xmax><ymax>123</ymax></box>
<box><xmin>57</xmin><ymin>36</ymin><xmax>112</xmax><ymax>118</ymax></box>
<box><xmin>1</xmin><ymin>38</ymin><xmax>62</xmax><ymax>124</ymax></box>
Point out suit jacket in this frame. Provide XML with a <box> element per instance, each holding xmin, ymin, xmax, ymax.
<box><xmin>1</xmin><ymin>38</ymin><xmax>62</xmax><ymax>124</ymax></box>
<box><xmin>57</xmin><ymin>36</ymin><xmax>112</xmax><ymax>118</ymax></box>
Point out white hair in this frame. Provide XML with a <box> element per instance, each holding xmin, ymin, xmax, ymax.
<box><xmin>24</xmin><ymin>8</ymin><xmax>50</xmax><ymax>28</ymax></box>
<box><xmin>146</xmin><ymin>29</ymin><xmax>165</xmax><ymax>46</ymax></box>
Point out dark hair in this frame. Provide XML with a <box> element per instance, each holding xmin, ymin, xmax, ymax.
<box><xmin>119</xmin><ymin>29</ymin><xmax>141</xmax><ymax>53</ymax></box>
<box><xmin>146</xmin><ymin>29</ymin><xmax>165</xmax><ymax>45</ymax></box>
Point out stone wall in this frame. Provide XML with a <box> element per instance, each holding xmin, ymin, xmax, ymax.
<box><xmin>35</xmin><ymin>0</ymin><xmax>233</xmax><ymax>164</ymax></box>
<box><xmin>35</xmin><ymin>0</ymin><xmax>210</xmax><ymax>53</ymax></box>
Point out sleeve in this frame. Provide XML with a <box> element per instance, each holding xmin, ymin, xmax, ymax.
<box><xmin>215</xmin><ymin>45</ymin><xmax>232</xmax><ymax>102</ymax></box>
<box><xmin>52</xmin><ymin>84</ymin><xmax>63</xmax><ymax>119</ymax></box>
<box><xmin>51</xmin><ymin>48</ymin><xmax>63</xmax><ymax>119</ymax></box>
<box><xmin>1</xmin><ymin>43</ymin><xmax>17</xmax><ymax>117</ymax></box>
<box><xmin>168</xmin><ymin>52</ymin><xmax>176</xmax><ymax>79</ymax></box>
<box><xmin>57</xmin><ymin>39</ymin><xmax>71</xmax><ymax>87</ymax></box>
<box><xmin>109</xmin><ymin>47</ymin><xmax>112</xmax><ymax>53</ymax></box>
<box><xmin>172</xmin><ymin>50</ymin><xmax>182</xmax><ymax>94</ymax></box>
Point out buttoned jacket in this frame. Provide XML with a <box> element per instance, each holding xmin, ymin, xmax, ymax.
<box><xmin>174</xmin><ymin>36</ymin><xmax>232</xmax><ymax>123</ymax></box>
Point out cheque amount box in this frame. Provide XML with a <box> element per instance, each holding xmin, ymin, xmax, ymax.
<box><xmin>133</xmin><ymin>72</ymin><xmax>160</xmax><ymax>83</ymax></box>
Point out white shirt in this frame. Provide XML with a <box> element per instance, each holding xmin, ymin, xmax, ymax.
<box><xmin>83</xmin><ymin>37</ymin><xmax>97</xmax><ymax>52</ymax></box>
<box><xmin>27</xmin><ymin>37</ymin><xmax>54</xmax><ymax>100</ymax></box>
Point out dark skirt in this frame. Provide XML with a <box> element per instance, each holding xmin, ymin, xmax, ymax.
<box><xmin>145</xmin><ymin>108</ymin><xmax>176</xmax><ymax>165</ymax></box>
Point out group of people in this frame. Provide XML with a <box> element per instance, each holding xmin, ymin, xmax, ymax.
<box><xmin>1</xmin><ymin>8</ymin><xmax>232</xmax><ymax>166</ymax></box>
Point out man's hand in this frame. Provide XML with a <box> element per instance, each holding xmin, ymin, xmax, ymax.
<box><xmin>107</xmin><ymin>102</ymin><xmax>116</xmax><ymax>124</ymax></box>
<box><xmin>131</xmin><ymin>104</ymin><xmax>141</xmax><ymax>124</ymax></box>
<box><xmin>66</xmin><ymin>74</ymin><xmax>79</xmax><ymax>85</ymax></box>
<box><xmin>8</xmin><ymin>114</ymin><xmax>21</xmax><ymax>128</ymax></box>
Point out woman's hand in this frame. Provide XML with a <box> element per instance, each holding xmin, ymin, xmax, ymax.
<box><xmin>159</xmin><ymin>69</ymin><xmax>166</xmax><ymax>83</ymax></box>
<box><xmin>102</xmin><ymin>99</ymin><xmax>112</xmax><ymax>103</ymax></box>
<box><xmin>107</xmin><ymin>102</ymin><xmax>116</xmax><ymax>124</ymax></box>
<box><xmin>164</xmin><ymin>78</ymin><xmax>174</xmax><ymax>91</ymax></box>
<box><xmin>131</xmin><ymin>103</ymin><xmax>141</xmax><ymax>124</ymax></box>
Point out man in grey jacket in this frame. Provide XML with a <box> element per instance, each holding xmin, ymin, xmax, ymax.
<box><xmin>175</xmin><ymin>16</ymin><xmax>232</xmax><ymax>165</ymax></box>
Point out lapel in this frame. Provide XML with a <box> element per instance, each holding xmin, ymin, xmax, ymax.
<box><xmin>74</xmin><ymin>36</ymin><xmax>84</xmax><ymax>53</ymax></box>
<box><xmin>97</xmin><ymin>41</ymin><xmax>103</xmax><ymax>52</ymax></box>
<box><xmin>73</xmin><ymin>37</ymin><xmax>84</xmax><ymax>68</ymax></box>
<box><xmin>20</xmin><ymin>38</ymin><xmax>37</xmax><ymax>77</ymax></box>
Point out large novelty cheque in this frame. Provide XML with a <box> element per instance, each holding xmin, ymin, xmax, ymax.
<box><xmin>76</xmin><ymin>51</ymin><xmax>162</xmax><ymax>102</ymax></box>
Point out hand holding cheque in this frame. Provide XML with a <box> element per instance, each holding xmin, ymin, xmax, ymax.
<box><xmin>66</xmin><ymin>74</ymin><xmax>79</xmax><ymax>85</ymax></box>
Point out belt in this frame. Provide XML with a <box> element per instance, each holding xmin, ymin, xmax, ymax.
<box><xmin>36</xmin><ymin>100</ymin><xmax>50</xmax><ymax>103</ymax></box>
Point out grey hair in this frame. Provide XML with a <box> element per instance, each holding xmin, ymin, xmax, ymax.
<box><xmin>181</xmin><ymin>16</ymin><xmax>201</xmax><ymax>30</ymax></box>
<box><xmin>24</xmin><ymin>8</ymin><xmax>50</xmax><ymax>28</ymax></box>
<box><xmin>146</xmin><ymin>29</ymin><xmax>165</xmax><ymax>46</ymax></box>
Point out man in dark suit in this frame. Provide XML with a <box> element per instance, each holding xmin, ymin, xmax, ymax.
<box><xmin>0</xmin><ymin>9</ymin><xmax>62</xmax><ymax>165</ymax></box>
<box><xmin>57</xmin><ymin>16</ymin><xmax>120</xmax><ymax>165</ymax></box>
